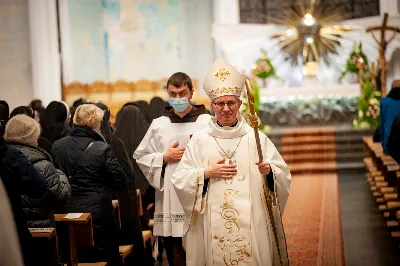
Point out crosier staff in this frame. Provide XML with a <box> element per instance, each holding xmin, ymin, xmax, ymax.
<box><xmin>244</xmin><ymin>78</ymin><xmax>284</xmax><ymax>266</ymax></box>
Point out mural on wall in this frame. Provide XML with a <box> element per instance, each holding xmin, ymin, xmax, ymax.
<box><xmin>64</xmin><ymin>0</ymin><xmax>213</xmax><ymax>84</ymax></box>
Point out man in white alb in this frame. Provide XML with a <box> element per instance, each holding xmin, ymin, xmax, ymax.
<box><xmin>133</xmin><ymin>72</ymin><xmax>211</xmax><ymax>266</ymax></box>
<box><xmin>171</xmin><ymin>58</ymin><xmax>291</xmax><ymax>266</ymax></box>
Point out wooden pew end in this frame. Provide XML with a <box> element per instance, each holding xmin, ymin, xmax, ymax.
<box><xmin>142</xmin><ymin>230</ymin><xmax>153</xmax><ymax>243</ymax></box>
<box><xmin>119</xmin><ymin>245</ymin><xmax>133</xmax><ymax>264</ymax></box>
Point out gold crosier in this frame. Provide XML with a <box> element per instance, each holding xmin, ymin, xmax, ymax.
<box><xmin>244</xmin><ymin>79</ymin><xmax>284</xmax><ymax>266</ymax></box>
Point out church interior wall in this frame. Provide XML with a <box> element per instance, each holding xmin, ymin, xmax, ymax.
<box><xmin>387</xmin><ymin>48</ymin><xmax>400</xmax><ymax>94</ymax></box>
<box><xmin>0</xmin><ymin>0</ymin><xmax>33</xmax><ymax>110</ymax></box>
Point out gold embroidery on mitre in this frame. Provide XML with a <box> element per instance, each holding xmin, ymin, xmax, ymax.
<box><xmin>212</xmin><ymin>189</ymin><xmax>251</xmax><ymax>265</ymax></box>
<box><xmin>207</xmin><ymin>86</ymin><xmax>242</xmax><ymax>99</ymax></box>
<box><xmin>215</xmin><ymin>68</ymin><xmax>231</xmax><ymax>81</ymax></box>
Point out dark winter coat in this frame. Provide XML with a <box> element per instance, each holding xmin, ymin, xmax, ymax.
<box><xmin>8</xmin><ymin>142</ymin><xmax>71</xmax><ymax>228</ymax></box>
<box><xmin>95</xmin><ymin>102</ymin><xmax>146</xmax><ymax>262</ymax></box>
<box><xmin>380</xmin><ymin>88</ymin><xmax>400</xmax><ymax>152</ymax></box>
<box><xmin>0</xmin><ymin>137</ymin><xmax>47</xmax><ymax>266</ymax></box>
<box><xmin>388</xmin><ymin>114</ymin><xmax>400</xmax><ymax>164</ymax></box>
<box><xmin>52</xmin><ymin>126</ymin><xmax>126</xmax><ymax>266</ymax></box>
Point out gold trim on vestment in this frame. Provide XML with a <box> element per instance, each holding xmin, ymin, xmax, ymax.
<box><xmin>212</xmin><ymin>189</ymin><xmax>251</xmax><ymax>265</ymax></box>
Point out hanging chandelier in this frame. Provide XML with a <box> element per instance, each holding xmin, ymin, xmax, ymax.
<box><xmin>270</xmin><ymin>0</ymin><xmax>358</xmax><ymax>65</ymax></box>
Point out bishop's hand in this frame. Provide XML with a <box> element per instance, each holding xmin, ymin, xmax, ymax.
<box><xmin>205</xmin><ymin>158</ymin><xmax>237</xmax><ymax>179</ymax></box>
<box><xmin>256</xmin><ymin>161</ymin><xmax>271</xmax><ymax>175</ymax></box>
<box><xmin>163</xmin><ymin>141</ymin><xmax>185</xmax><ymax>163</ymax></box>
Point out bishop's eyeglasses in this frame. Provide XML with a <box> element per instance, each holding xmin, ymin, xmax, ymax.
<box><xmin>212</xmin><ymin>100</ymin><xmax>238</xmax><ymax>110</ymax></box>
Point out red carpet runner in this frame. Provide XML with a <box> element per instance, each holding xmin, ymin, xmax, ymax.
<box><xmin>280</xmin><ymin>128</ymin><xmax>345</xmax><ymax>266</ymax></box>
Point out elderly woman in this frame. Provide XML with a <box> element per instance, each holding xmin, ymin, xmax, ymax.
<box><xmin>4</xmin><ymin>115</ymin><xmax>71</xmax><ymax>228</ymax></box>
<box><xmin>52</xmin><ymin>104</ymin><xmax>126</xmax><ymax>266</ymax></box>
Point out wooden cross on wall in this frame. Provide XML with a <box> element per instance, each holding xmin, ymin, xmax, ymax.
<box><xmin>366</xmin><ymin>13</ymin><xmax>400</xmax><ymax>97</ymax></box>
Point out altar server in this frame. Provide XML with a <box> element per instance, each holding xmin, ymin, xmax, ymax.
<box><xmin>171</xmin><ymin>58</ymin><xmax>291</xmax><ymax>266</ymax></box>
<box><xmin>133</xmin><ymin>72</ymin><xmax>211</xmax><ymax>266</ymax></box>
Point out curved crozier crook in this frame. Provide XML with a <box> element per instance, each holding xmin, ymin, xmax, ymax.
<box><xmin>244</xmin><ymin>79</ymin><xmax>259</xmax><ymax>128</ymax></box>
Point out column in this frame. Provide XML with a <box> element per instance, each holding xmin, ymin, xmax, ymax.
<box><xmin>213</xmin><ymin>0</ymin><xmax>240</xmax><ymax>25</ymax></box>
<box><xmin>28</xmin><ymin>0</ymin><xmax>62</xmax><ymax>106</ymax></box>
<box><xmin>379</xmin><ymin>0</ymin><xmax>399</xmax><ymax>16</ymax></box>
<box><xmin>212</xmin><ymin>0</ymin><xmax>240</xmax><ymax>58</ymax></box>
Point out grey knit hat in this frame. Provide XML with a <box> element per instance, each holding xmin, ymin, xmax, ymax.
<box><xmin>4</xmin><ymin>114</ymin><xmax>41</xmax><ymax>146</ymax></box>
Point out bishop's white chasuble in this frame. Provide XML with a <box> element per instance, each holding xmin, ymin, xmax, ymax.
<box><xmin>172</xmin><ymin>116</ymin><xmax>291</xmax><ymax>266</ymax></box>
<box><xmin>134</xmin><ymin>114</ymin><xmax>211</xmax><ymax>237</ymax></box>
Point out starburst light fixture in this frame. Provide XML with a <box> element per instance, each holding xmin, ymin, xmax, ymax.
<box><xmin>270</xmin><ymin>0</ymin><xmax>357</xmax><ymax>66</ymax></box>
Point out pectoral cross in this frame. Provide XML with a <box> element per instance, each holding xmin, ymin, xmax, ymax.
<box><xmin>366</xmin><ymin>13</ymin><xmax>400</xmax><ymax>96</ymax></box>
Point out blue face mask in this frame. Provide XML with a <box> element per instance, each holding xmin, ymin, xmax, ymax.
<box><xmin>169</xmin><ymin>97</ymin><xmax>189</xmax><ymax>113</ymax></box>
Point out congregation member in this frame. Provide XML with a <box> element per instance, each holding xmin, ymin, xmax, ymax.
<box><xmin>388</xmin><ymin>113</ymin><xmax>400</xmax><ymax>164</ymax></box>
<box><xmin>29</xmin><ymin>99</ymin><xmax>45</xmax><ymax>125</ymax></box>
<box><xmin>10</xmin><ymin>106</ymin><xmax>35</xmax><ymax>119</ymax></box>
<box><xmin>0</xmin><ymin>134</ymin><xmax>47</xmax><ymax>266</ymax></box>
<box><xmin>171</xmin><ymin>58</ymin><xmax>291</xmax><ymax>266</ymax></box>
<box><xmin>380</xmin><ymin>80</ymin><xmax>400</xmax><ymax>153</ymax></box>
<box><xmin>4</xmin><ymin>115</ymin><xmax>71</xmax><ymax>228</ymax></box>
<box><xmin>69</xmin><ymin>98</ymin><xmax>88</xmax><ymax>126</ymax></box>
<box><xmin>96</xmin><ymin>102</ymin><xmax>147</xmax><ymax>264</ymax></box>
<box><xmin>9</xmin><ymin>106</ymin><xmax>53</xmax><ymax>153</ymax></box>
<box><xmin>0</xmin><ymin>178</ymin><xmax>24</xmax><ymax>266</ymax></box>
<box><xmin>0</xmin><ymin>100</ymin><xmax>9</xmax><ymax>136</ymax></box>
<box><xmin>134</xmin><ymin>72</ymin><xmax>211</xmax><ymax>266</ymax></box>
<box><xmin>42</xmin><ymin>101</ymin><xmax>71</xmax><ymax>144</ymax></box>
<box><xmin>149</xmin><ymin>97</ymin><xmax>167</xmax><ymax>121</ymax></box>
<box><xmin>52</xmin><ymin>104</ymin><xmax>126</xmax><ymax>266</ymax></box>
<box><xmin>133</xmin><ymin>100</ymin><xmax>151</xmax><ymax>123</ymax></box>
<box><xmin>114</xmin><ymin>105</ymin><xmax>152</xmax><ymax>228</ymax></box>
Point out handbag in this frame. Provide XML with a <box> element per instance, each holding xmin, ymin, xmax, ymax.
<box><xmin>68</xmin><ymin>141</ymin><xmax>94</xmax><ymax>182</ymax></box>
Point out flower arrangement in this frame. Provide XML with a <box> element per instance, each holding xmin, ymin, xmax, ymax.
<box><xmin>252</xmin><ymin>50</ymin><xmax>280</xmax><ymax>87</ymax></box>
<box><xmin>353</xmin><ymin>78</ymin><xmax>381</xmax><ymax>129</ymax></box>
<box><xmin>340</xmin><ymin>42</ymin><xmax>369</xmax><ymax>80</ymax></box>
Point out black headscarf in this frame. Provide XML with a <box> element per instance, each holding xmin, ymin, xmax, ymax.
<box><xmin>42</xmin><ymin>101</ymin><xmax>70</xmax><ymax>143</ymax></box>
<box><xmin>29</xmin><ymin>99</ymin><xmax>45</xmax><ymax>126</ymax></box>
<box><xmin>0</xmin><ymin>101</ymin><xmax>9</xmax><ymax>121</ymax></box>
<box><xmin>149</xmin><ymin>97</ymin><xmax>166</xmax><ymax>121</ymax></box>
<box><xmin>95</xmin><ymin>102</ymin><xmax>113</xmax><ymax>144</ymax></box>
<box><xmin>96</xmin><ymin>103</ymin><xmax>146</xmax><ymax>252</ymax></box>
<box><xmin>0</xmin><ymin>101</ymin><xmax>9</xmax><ymax>136</ymax></box>
<box><xmin>387</xmin><ymin>85</ymin><xmax>400</xmax><ymax>100</ymax></box>
<box><xmin>114</xmin><ymin>105</ymin><xmax>150</xmax><ymax>192</ymax></box>
<box><xmin>130</xmin><ymin>100</ymin><xmax>151</xmax><ymax>123</ymax></box>
<box><xmin>10</xmin><ymin>106</ymin><xmax>35</xmax><ymax>119</ymax></box>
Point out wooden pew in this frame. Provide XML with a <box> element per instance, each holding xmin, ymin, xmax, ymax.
<box><xmin>363</xmin><ymin>137</ymin><xmax>400</xmax><ymax>236</ymax></box>
<box><xmin>136</xmin><ymin>189</ymin><xmax>143</xmax><ymax>217</ymax></box>
<box><xmin>112</xmin><ymin>200</ymin><xmax>134</xmax><ymax>264</ymax></box>
<box><xmin>54</xmin><ymin>213</ymin><xmax>107</xmax><ymax>266</ymax></box>
<box><xmin>113</xmin><ymin>193</ymin><xmax>154</xmax><ymax>264</ymax></box>
<box><xmin>112</xmin><ymin>200</ymin><xmax>121</xmax><ymax>230</ymax></box>
<box><xmin>30</xmin><ymin>228</ymin><xmax>59</xmax><ymax>266</ymax></box>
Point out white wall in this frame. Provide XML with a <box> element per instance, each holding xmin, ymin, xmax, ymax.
<box><xmin>0</xmin><ymin>0</ymin><xmax>33</xmax><ymax>110</ymax></box>
<box><xmin>387</xmin><ymin>48</ymin><xmax>400</xmax><ymax>93</ymax></box>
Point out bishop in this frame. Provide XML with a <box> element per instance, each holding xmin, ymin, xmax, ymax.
<box><xmin>172</xmin><ymin>58</ymin><xmax>291</xmax><ymax>266</ymax></box>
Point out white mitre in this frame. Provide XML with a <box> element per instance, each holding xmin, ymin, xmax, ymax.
<box><xmin>203</xmin><ymin>57</ymin><xmax>244</xmax><ymax>101</ymax></box>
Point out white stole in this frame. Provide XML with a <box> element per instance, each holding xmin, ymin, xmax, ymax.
<box><xmin>206</xmin><ymin>116</ymin><xmax>254</xmax><ymax>265</ymax></box>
